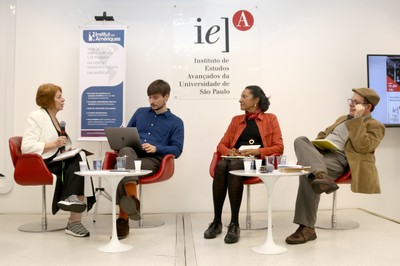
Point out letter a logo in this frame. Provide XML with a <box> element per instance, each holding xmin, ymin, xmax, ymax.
<box><xmin>232</xmin><ymin>10</ymin><xmax>254</xmax><ymax>31</ymax></box>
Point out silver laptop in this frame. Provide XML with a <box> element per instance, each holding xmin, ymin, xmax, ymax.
<box><xmin>104</xmin><ymin>127</ymin><xmax>143</xmax><ymax>152</ymax></box>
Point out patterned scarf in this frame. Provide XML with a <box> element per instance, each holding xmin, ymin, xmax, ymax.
<box><xmin>246</xmin><ymin>108</ymin><xmax>261</xmax><ymax>120</ymax></box>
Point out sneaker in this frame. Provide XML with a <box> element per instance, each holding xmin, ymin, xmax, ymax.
<box><xmin>57</xmin><ymin>195</ymin><xmax>86</xmax><ymax>213</ymax></box>
<box><xmin>65</xmin><ymin>221</ymin><xmax>90</xmax><ymax>237</ymax></box>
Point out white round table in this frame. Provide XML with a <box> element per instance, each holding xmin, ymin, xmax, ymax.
<box><xmin>76</xmin><ymin>169</ymin><xmax>151</xmax><ymax>253</ymax></box>
<box><xmin>230</xmin><ymin>169</ymin><xmax>305</xmax><ymax>255</ymax></box>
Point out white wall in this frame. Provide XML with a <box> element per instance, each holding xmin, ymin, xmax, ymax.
<box><xmin>0</xmin><ymin>0</ymin><xmax>16</xmax><ymax>195</ymax></box>
<box><xmin>1</xmin><ymin>0</ymin><xmax>399</xmax><ymax>222</ymax></box>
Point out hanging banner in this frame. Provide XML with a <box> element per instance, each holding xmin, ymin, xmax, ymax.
<box><xmin>78</xmin><ymin>24</ymin><xmax>127</xmax><ymax>140</ymax></box>
<box><xmin>173</xmin><ymin>6</ymin><xmax>259</xmax><ymax>100</ymax></box>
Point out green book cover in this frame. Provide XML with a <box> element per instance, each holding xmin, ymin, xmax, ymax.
<box><xmin>311</xmin><ymin>139</ymin><xmax>340</xmax><ymax>151</ymax></box>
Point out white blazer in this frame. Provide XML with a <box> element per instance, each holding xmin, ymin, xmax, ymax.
<box><xmin>22</xmin><ymin>108</ymin><xmax>72</xmax><ymax>159</ymax></box>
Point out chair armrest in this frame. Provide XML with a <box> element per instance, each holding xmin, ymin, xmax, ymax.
<box><xmin>209</xmin><ymin>152</ymin><xmax>221</xmax><ymax>178</ymax></box>
<box><xmin>14</xmin><ymin>153</ymin><xmax>53</xmax><ymax>186</ymax></box>
<box><xmin>335</xmin><ymin>170</ymin><xmax>352</xmax><ymax>184</ymax></box>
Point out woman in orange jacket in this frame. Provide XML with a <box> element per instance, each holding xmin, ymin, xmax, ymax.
<box><xmin>204</xmin><ymin>85</ymin><xmax>284</xmax><ymax>244</ymax></box>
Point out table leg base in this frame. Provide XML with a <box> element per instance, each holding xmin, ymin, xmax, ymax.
<box><xmin>252</xmin><ymin>243</ymin><xmax>288</xmax><ymax>255</ymax></box>
<box><xmin>97</xmin><ymin>239</ymin><xmax>133</xmax><ymax>253</ymax></box>
<box><xmin>316</xmin><ymin>219</ymin><xmax>359</xmax><ymax>230</ymax></box>
<box><xmin>18</xmin><ymin>222</ymin><xmax>65</xmax><ymax>232</ymax></box>
<box><xmin>130</xmin><ymin>218</ymin><xmax>165</xmax><ymax>228</ymax></box>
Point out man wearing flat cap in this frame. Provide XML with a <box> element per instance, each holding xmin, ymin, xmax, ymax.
<box><xmin>286</xmin><ymin>87</ymin><xmax>385</xmax><ymax>245</ymax></box>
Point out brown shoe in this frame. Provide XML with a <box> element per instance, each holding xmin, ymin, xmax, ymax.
<box><xmin>286</xmin><ymin>225</ymin><xmax>317</xmax><ymax>244</ymax></box>
<box><xmin>120</xmin><ymin>195</ymin><xmax>141</xmax><ymax>221</ymax></box>
<box><xmin>116</xmin><ymin>218</ymin><xmax>129</xmax><ymax>239</ymax></box>
<box><xmin>311</xmin><ymin>171</ymin><xmax>339</xmax><ymax>194</ymax></box>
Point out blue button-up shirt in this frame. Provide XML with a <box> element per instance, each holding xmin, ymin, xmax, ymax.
<box><xmin>127</xmin><ymin>107</ymin><xmax>184</xmax><ymax>158</ymax></box>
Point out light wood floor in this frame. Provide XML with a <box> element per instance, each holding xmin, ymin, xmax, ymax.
<box><xmin>0</xmin><ymin>209</ymin><xmax>398</xmax><ymax>266</ymax></box>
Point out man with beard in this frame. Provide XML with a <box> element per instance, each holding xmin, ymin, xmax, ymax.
<box><xmin>115</xmin><ymin>79</ymin><xmax>184</xmax><ymax>239</ymax></box>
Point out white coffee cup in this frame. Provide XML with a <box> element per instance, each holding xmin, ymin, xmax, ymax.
<box><xmin>255</xmin><ymin>159</ymin><xmax>262</xmax><ymax>171</ymax></box>
<box><xmin>243</xmin><ymin>160</ymin><xmax>252</xmax><ymax>172</ymax></box>
<box><xmin>79</xmin><ymin>161</ymin><xmax>88</xmax><ymax>172</ymax></box>
<box><xmin>134</xmin><ymin>160</ymin><xmax>142</xmax><ymax>171</ymax></box>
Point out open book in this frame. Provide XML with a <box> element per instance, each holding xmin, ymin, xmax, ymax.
<box><xmin>52</xmin><ymin>148</ymin><xmax>93</xmax><ymax>162</ymax></box>
<box><xmin>311</xmin><ymin>139</ymin><xmax>340</xmax><ymax>151</ymax></box>
<box><xmin>278</xmin><ymin>165</ymin><xmax>311</xmax><ymax>173</ymax></box>
<box><xmin>238</xmin><ymin>145</ymin><xmax>261</xmax><ymax>151</ymax></box>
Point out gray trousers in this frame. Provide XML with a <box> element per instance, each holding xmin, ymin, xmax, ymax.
<box><xmin>115</xmin><ymin>147</ymin><xmax>162</xmax><ymax>204</ymax></box>
<box><xmin>293</xmin><ymin>136</ymin><xmax>348</xmax><ymax>226</ymax></box>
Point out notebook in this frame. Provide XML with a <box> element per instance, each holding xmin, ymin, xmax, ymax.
<box><xmin>104</xmin><ymin>127</ymin><xmax>143</xmax><ymax>152</ymax></box>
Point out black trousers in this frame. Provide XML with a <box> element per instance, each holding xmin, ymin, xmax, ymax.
<box><xmin>46</xmin><ymin>153</ymin><xmax>86</xmax><ymax>214</ymax></box>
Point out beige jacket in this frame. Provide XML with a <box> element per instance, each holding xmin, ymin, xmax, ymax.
<box><xmin>317</xmin><ymin>115</ymin><xmax>385</xmax><ymax>194</ymax></box>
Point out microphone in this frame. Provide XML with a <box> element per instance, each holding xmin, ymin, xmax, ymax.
<box><xmin>59</xmin><ymin>121</ymin><xmax>66</xmax><ymax>152</ymax></box>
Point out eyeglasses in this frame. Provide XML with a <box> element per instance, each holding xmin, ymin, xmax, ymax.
<box><xmin>347</xmin><ymin>99</ymin><xmax>368</xmax><ymax>106</ymax></box>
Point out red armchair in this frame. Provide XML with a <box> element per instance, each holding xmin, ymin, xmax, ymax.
<box><xmin>8</xmin><ymin>136</ymin><xmax>64</xmax><ymax>232</ymax></box>
<box><xmin>102</xmin><ymin>151</ymin><xmax>175</xmax><ymax>228</ymax></box>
